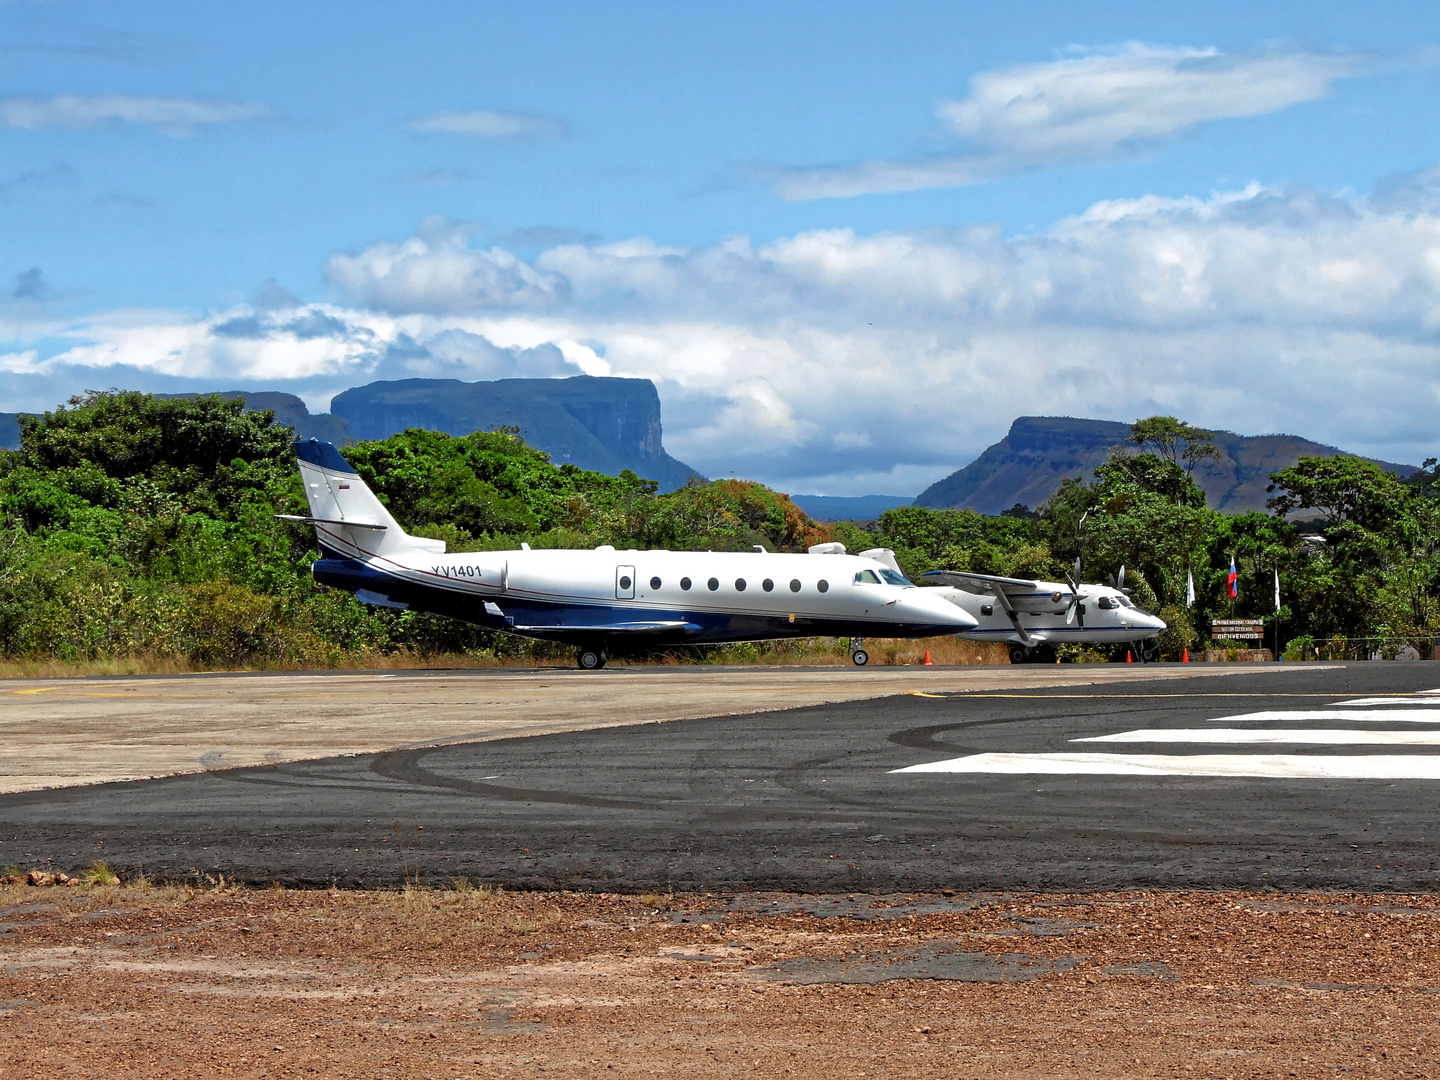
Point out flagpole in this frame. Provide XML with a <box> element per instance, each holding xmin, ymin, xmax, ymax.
<box><xmin>1274</xmin><ymin>564</ymin><xmax>1282</xmax><ymax>662</ymax></box>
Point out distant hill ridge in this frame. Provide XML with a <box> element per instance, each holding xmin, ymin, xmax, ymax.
<box><xmin>915</xmin><ymin>416</ymin><xmax>1419</xmax><ymax>515</ymax></box>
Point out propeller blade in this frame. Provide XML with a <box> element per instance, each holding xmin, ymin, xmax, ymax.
<box><xmin>1073</xmin><ymin>555</ymin><xmax>1082</xmax><ymax>579</ymax></box>
<box><xmin>1067</xmin><ymin>603</ymin><xmax>1077</xmax><ymax>625</ymax></box>
<box><xmin>1118</xmin><ymin>565</ymin><xmax>1126</xmax><ymax>590</ymax></box>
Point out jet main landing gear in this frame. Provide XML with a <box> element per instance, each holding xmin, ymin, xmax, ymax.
<box><xmin>850</xmin><ymin>637</ymin><xmax>869</xmax><ymax>666</ymax></box>
<box><xmin>576</xmin><ymin>645</ymin><xmax>609</xmax><ymax>670</ymax></box>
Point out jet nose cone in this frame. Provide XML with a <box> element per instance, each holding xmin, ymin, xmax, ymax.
<box><xmin>906</xmin><ymin>592</ymin><xmax>980</xmax><ymax>631</ymax></box>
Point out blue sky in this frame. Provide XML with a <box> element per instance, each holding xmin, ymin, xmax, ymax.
<box><xmin>4</xmin><ymin>2</ymin><xmax>1440</xmax><ymax>494</ymax></box>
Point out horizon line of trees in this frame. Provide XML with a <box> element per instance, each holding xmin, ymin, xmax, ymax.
<box><xmin>0</xmin><ymin>392</ymin><xmax>1434</xmax><ymax>667</ymax></box>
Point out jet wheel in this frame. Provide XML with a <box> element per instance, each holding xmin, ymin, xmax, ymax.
<box><xmin>851</xmin><ymin>649</ymin><xmax>869</xmax><ymax>666</ymax></box>
<box><xmin>1009</xmin><ymin>645</ymin><xmax>1031</xmax><ymax>665</ymax></box>
<box><xmin>577</xmin><ymin>647</ymin><xmax>607</xmax><ymax>671</ymax></box>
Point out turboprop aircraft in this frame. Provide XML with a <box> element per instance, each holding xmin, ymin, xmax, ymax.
<box><xmin>922</xmin><ymin>568</ymin><xmax>1166</xmax><ymax>664</ymax></box>
<box><xmin>281</xmin><ymin>440</ymin><xmax>978</xmax><ymax>669</ymax></box>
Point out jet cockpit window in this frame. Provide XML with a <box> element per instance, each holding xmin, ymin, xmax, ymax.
<box><xmin>853</xmin><ymin>570</ymin><xmax>882</xmax><ymax>585</ymax></box>
<box><xmin>877</xmin><ymin>568</ymin><xmax>913</xmax><ymax>587</ymax></box>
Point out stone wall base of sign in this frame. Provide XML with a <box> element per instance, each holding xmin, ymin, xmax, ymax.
<box><xmin>1201</xmin><ymin>648</ymin><xmax>1275</xmax><ymax>662</ymax></box>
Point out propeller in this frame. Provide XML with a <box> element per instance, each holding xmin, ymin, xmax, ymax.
<box><xmin>1064</xmin><ymin>574</ymin><xmax>1086</xmax><ymax>627</ymax></box>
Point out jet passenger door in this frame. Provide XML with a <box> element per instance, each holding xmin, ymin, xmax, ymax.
<box><xmin>615</xmin><ymin>565</ymin><xmax>636</xmax><ymax>600</ymax></box>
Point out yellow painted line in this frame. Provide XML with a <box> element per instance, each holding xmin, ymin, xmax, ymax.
<box><xmin>907</xmin><ymin>691</ymin><xmax>947</xmax><ymax>698</ymax></box>
<box><xmin>11</xmin><ymin>687</ymin><xmax>62</xmax><ymax>695</ymax></box>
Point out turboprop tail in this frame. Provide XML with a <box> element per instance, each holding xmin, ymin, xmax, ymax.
<box><xmin>280</xmin><ymin>439</ymin><xmax>445</xmax><ymax>559</ymax></box>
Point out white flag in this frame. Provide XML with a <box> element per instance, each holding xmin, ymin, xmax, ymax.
<box><xmin>1274</xmin><ymin>567</ymin><xmax>1281</xmax><ymax>612</ymax></box>
<box><xmin>1185</xmin><ymin>569</ymin><xmax>1195</xmax><ymax>608</ymax></box>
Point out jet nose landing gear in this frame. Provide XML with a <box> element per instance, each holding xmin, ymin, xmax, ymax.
<box><xmin>576</xmin><ymin>646</ymin><xmax>608</xmax><ymax>670</ymax></box>
<box><xmin>850</xmin><ymin>638</ymin><xmax>869</xmax><ymax>666</ymax></box>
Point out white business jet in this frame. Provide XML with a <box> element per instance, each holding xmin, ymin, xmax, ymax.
<box><xmin>922</xmin><ymin>569</ymin><xmax>1166</xmax><ymax>664</ymax></box>
<box><xmin>281</xmin><ymin>440</ymin><xmax>978</xmax><ymax>669</ymax></box>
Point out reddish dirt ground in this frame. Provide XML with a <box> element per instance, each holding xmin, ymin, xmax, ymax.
<box><xmin>2</xmin><ymin>882</ymin><xmax>1437</xmax><ymax>1078</ymax></box>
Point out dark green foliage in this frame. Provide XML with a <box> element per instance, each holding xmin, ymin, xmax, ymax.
<box><xmin>1266</xmin><ymin>455</ymin><xmax>1412</xmax><ymax>529</ymax></box>
<box><xmin>1127</xmin><ymin>415</ymin><xmax>1220</xmax><ymax>474</ymax></box>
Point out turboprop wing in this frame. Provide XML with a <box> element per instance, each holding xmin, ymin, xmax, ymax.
<box><xmin>922</xmin><ymin>570</ymin><xmax>1083</xmax><ymax>646</ymax></box>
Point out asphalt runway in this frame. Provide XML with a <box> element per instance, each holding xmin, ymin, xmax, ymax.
<box><xmin>3</xmin><ymin>663</ymin><xmax>1439</xmax><ymax>892</ymax></box>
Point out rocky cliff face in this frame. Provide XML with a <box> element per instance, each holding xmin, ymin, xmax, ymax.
<box><xmin>330</xmin><ymin>376</ymin><xmax>700</xmax><ymax>492</ymax></box>
<box><xmin>916</xmin><ymin>416</ymin><xmax>1417</xmax><ymax>514</ymax></box>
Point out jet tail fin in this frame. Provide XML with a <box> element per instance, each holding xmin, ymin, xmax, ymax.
<box><xmin>288</xmin><ymin>439</ymin><xmax>445</xmax><ymax>557</ymax></box>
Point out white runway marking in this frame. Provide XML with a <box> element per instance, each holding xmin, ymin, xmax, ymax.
<box><xmin>1208</xmin><ymin>709</ymin><xmax>1440</xmax><ymax>724</ymax></box>
<box><xmin>1076</xmin><ymin>728</ymin><xmax>1440</xmax><ymax>745</ymax></box>
<box><xmin>1332</xmin><ymin>697</ymin><xmax>1440</xmax><ymax>707</ymax></box>
<box><xmin>891</xmin><ymin>753</ymin><xmax>1440</xmax><ymax>779</ymax></box>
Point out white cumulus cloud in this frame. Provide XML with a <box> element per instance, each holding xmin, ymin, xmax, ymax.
<box><xmin>777</xmin><ymin>44</ymin><xmax>1365</xmax><ymax>199</ymax></box>
<box><xmin>325</xmin><ymin>222</ymin><xmax>568</xmax><ymax>313</ymax></box>
<box><xmin>408</xmin><ymin>109</ymin><xmax>567</xmax><ymax>140</ymax></box>
<box><xmin>0</xmin><ymin>94</ymin><xmax>271</xmax><ymax>136</ymax></box>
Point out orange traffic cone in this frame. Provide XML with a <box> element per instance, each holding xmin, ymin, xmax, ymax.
<box><xmin>923</xmin><ymin>650</ymin><xmax>932</xmax><ymax>665</ymax></box>
<box><xmin>1126</xmin><ymin>650</ymin><xmax>1133</xmax><ymax>663</ymax></box>
<box><xmin>1182</xmin><ymin>647</ymin><xmax>1189</xmax><ymax>663</ymax></box>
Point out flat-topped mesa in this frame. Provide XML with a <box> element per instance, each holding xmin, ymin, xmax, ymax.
<box><xmin>331</xmin><ymin>375</ymin><xmax>699</xmax><ymax>492</ymax></box>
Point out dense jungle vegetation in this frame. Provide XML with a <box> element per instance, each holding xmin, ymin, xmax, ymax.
<box><xmin>0</xmin><ymin>392</ymin><xmax>1435</xmax><ymax>669</ymax></box>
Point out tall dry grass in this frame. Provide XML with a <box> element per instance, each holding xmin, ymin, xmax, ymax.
<box><xmin>0</xmin><ymin>637</ymin><xmax>1009</xmax><ymax>680</ymax></box>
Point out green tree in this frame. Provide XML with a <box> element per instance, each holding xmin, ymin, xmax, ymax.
<box><xmin>1128</xmin><ymin>416</ymin><xmax>1220</xmax><ymax>474</ymax></box>
<box><xmin>1266</xmin><ymin>455</ymin><xmax>1412</xmax><ymax>530</ymax></box>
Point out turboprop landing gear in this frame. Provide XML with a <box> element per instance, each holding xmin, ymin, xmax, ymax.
<box><xmin>851</xmin><ymin>638</ymin><xmax>869</xmax><ymax>666</ymax></box>
<box><xmin>1009</xmin><ymin>644</ymin><xmax>1056</xmax><ymax>664</ymax></box>
<box><xmin>577</xmin><ymin>645</ymin><xmax>608</xmax><ymax>670</ymax></box>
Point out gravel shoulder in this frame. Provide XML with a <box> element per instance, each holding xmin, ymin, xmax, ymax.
<box><xmin>1</xmin><ymin>883</ymin><xmax>1434</xmax><ymax>1077</ymax></box>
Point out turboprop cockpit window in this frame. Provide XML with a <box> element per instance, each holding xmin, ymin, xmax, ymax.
<box><xmin>1097</xmin><ymin>596</ymin><xmax>1116</xmax><ymax>610</ymax></box>
<box><xmin>877</xmin><ymin>568</ymin><xmax>913</xmax><ymax>587</ymax></box>
<box><xmin>1118</xmin><ymin>596</ymin><xmax>1135</xmax><ymax>608</ymax></box>
<box><xmin>853</xmin><ymin>570</ymin><xmax>882</xmax><ymax>585</ymax></box>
